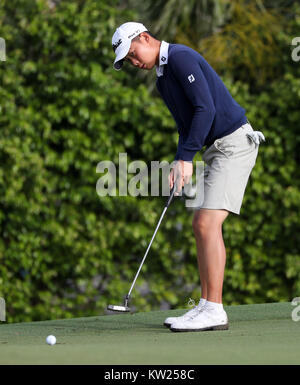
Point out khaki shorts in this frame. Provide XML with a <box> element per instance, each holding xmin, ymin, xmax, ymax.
<box><xmin>198</xmin><ymin>122</ymin><xmax>262</xmax><ymax>215</ymax></box>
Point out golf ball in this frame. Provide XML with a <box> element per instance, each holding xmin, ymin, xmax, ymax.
<box><xmin>46</xmin><ymin>335</ymin><xmax>56</xmax><ymax>345</ymax></box>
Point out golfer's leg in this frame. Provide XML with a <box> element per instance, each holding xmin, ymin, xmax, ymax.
<box><xmin>192</xmin><ymin>208</ymin><xmax>229</xmax><ymax>303</ymax></box>
<box><xmin>193</xmin><ymin>226</ymin><xmax>207</xmax><ymax>300</ymax></box>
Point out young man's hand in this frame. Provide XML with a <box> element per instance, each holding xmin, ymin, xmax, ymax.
<box><xmin>168</xmin><ymin>160</ymin><xmax>193</xmax><ymax>196</ymax></box>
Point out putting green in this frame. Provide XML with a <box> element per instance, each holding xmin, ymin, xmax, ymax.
<box><xmin>0</xmin><ymin>302</ymin><xmax>299</xmax><ymax>365</ymax></box>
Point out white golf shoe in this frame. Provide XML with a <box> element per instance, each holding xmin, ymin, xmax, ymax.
<box><xmin>170</xmin><ymin>307</ymin><xmax>229</xmax><ymax>332</ymax></box>
<box><xmin>163</xmin><ymin>299</ymin><xmax>205</xmax><ymax>328</ymax></box>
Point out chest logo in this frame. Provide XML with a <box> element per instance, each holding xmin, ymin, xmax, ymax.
<box><xmin>188</xmin><ymin>74</ymin><xmax>195</xmax><ymax>83</ymax></box>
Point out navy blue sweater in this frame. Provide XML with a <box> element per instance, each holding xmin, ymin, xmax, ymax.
<box><xmin>156</xmin><ymin>44</ymin><xmax>247</xmax><ymax>161</ymax></box>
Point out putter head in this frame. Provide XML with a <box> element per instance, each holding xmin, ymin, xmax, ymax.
<box><xmin>107</xmin><ymin>304</ymin><xmax>131</xmax><ymax>312</ymax></box>
<box><xmin>107</xmin><ymin>294</ymin><xmax>131</xmax><ymax>313</ymax></box>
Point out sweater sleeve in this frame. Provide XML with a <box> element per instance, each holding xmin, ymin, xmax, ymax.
<box><xmin>174</xmin><ymin>134</ymin><xmax>184</xmax><ymax>161</ymax></box>
<box><xmin>168</xmin><ymin>50</ymin><xmax>216</xmax><ymax>161</ymax></box>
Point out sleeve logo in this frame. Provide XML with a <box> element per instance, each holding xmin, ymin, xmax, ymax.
<box><xmin>188</xmin><ymin>74</ymin><xmax>195</xmax><ymax>83</ymax></box>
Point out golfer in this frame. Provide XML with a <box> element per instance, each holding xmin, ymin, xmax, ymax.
<box><xmin>111</xmin><ymin>22</ymin><xmax>265</xmax><ymax>332</ymax></box>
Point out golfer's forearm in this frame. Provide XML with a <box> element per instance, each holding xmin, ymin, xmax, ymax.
<box><xmin>175</xmin><ymin>107</ymin><xmax>216</xmax><ymax>161</ymax></box>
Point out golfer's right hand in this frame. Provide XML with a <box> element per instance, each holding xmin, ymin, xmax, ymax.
<box><xmin>169</xmin><ymin>160</ymin><xmax>193</xmax><ymax>196</ymax></box>
<box><xmin>168</xmin><ymin>161</ymin><xmax>183</xmax><ymax>196</ymax></box>
<box><xmin>168</xmin><ymin>167</ymin><xmax>175</xmax><ymax>190</ymax></box>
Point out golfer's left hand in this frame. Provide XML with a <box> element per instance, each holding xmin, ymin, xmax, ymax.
<box><xmin>169</xmin><ymin>160</ymin><xmax>193</xmax><ymax>196</ymax></box>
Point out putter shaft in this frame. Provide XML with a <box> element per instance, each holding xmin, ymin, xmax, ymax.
<box><xmin>127</xmin><ymin>185</ymin><xmax>176</xmax><ymax>299</ymax></box>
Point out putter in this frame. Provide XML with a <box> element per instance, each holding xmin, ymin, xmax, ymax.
<box><xmin>107</xmin><ymin>183</ymin><xmax>177</xmax><ymax>313</ymax></box>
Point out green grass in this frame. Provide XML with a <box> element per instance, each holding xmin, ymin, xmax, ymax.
<box><xmin>0</xmin><ymin>302</ymin><xmax>299</xmax><ymax>364</ymax></box>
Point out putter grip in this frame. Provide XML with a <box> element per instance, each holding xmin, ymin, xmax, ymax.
<box><xmin>166</xmin><ymin>185</ymin><xmax>176</xmax><ymax>208</ymax></box>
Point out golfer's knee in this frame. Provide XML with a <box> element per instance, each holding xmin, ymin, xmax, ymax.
<box><xmin>192</xmin><ymin>213</ymin><xmax>221</xmax><ymax>239</ymax></box>
<box><xmin>192</xmin><ymin>215</ymin><xmax>207</xmax><ymax>238</ymax></box>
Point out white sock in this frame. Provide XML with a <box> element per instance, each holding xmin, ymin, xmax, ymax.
<box><xmin>204</xmin><ymin>300</ymin><xmax>224</xmax><ymax>313</ymax></box>
<box><xmin>198</xmin><ymin>298</ymin><xmax>207</xmax><ymax>308</ymax></box>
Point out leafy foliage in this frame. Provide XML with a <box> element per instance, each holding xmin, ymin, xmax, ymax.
<box><xmin>0</xmin><ymin>0</ymin><xmax>174</xmax><ymax>322</ymax></box>
<box><xmin>127</xmin><ymin>0</ymin><xmax>228</xmax><ymax>42</ymax></box>
<box><xmin>198</xmin><ymin>0</ymin><xmax>285</xmax><ymax>88</ymax></box>
<box><xmin>0</xmin><ymin>0</ymin><xmax>299</xmax><ymax>322</ymax></box>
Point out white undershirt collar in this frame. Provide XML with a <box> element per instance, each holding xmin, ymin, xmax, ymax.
<box><xmin>156</xmin><ymin>41</ymin><xmax>169</xmax><ymax>77</ymax></box>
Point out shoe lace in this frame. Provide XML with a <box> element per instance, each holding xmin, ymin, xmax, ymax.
<box><xmin>187</xmin><ymin>307</ymin><xmax>203</xmax><ymax>320</ymax></box>
<box><xmin>184</xmin><ymin>298</ymin><xmax>203</xmax><ymax>320</ymax></box>
<box><xmin>187</xmin><ymin>298</ymin><xmax>196</xmax><ymax>308</ymax></box>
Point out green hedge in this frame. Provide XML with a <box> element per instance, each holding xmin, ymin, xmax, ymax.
<box><xmin>0</xmin><ymin>0</ymin><xmax>299</xmax><ymax>322</ymax></box>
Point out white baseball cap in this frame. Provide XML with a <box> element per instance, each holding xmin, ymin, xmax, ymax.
<box><xmin>112</xmin><ymin>22</ymin><xmax>148</xmax><ymax>70</ymax></box>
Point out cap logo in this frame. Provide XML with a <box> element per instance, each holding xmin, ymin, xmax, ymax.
<box><xmin>128</xmin><ymin>29</ymin><xmax>141</xmax><ymax>39</ymax></box>
<box><xmin>112</xmin><ymin>38</ymin><xmax>122</xmax><ymax>52</ymax></box>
